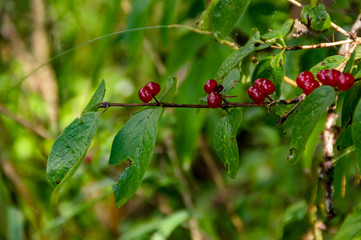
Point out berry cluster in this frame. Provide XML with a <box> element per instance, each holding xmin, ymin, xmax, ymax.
<box><xmin>247</xmin><ymin>78</ymin><xmax>275</xmax><ymax>105</ymax></box>
<box><xmin>138</xmin><ymin>82</ymin><xmax>161</xmax><ymax>103</ymax></box>
<box><xmin>297</xmin><ymin>69</ymin><xmax>355</xmax><ymax>95</ymax></box>
<box><xmin>204</xmin><ymin>79</ymin><xmax>223</xmax><ymax>108</ymax></box>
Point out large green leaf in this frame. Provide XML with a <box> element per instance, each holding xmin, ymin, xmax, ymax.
<box><xmin>252</xmin><ymin>53</ymin><xmax>286</xmax><ymax>97</ymax></box>
<box><xmin>214</xmin><ymin>108</ymin><xmax>242</xmax><ymax>178</ymax></box>
<box><xmin>309</xmin><ymin>55</ymin><xmax>347</xmax><ymax>76</ymax></box>
<box><xmin>109</xmin><ymin>77</ymin><xmax>176</xmax><ymax>207</ymax></box>
<box><xmin>352</xmin><ymin>99</ymin><xmax>361</xmax><ymax>163</ymax></box>
<box><xmin>46</xmin><ymin>112</ymin><xmax>101</xmax><ymax>203</ymax></box>
<box><xmin>334</xmin><ymin>207</ymin><xmax>361</xmax><ymax>240</ymax></box>
<box><xmin>289</xmin><ymin>86</ymin><xmax>336</xmax><ymax>163</ymax></box>
<box><xmin>215</xmin><ymin>40</ymin><xmax>273</xmax><ymax>82</ymax></box>
<box><xmin>82</xmin><ymin>80</ymin><xmax>106</xmax><ymax>115</ymax></box>
<box><xmin>212</xmin><ymin>0</ymin><xmax>251</xmax><ymax>40</ymax></box>
<box><xmin>109</xmin><ymin>108</ymin><xmax>162</xmax><ymax>207</ymax></box>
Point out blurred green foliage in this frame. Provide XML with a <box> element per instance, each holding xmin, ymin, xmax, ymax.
<box><xmin>1</xmin><ymin>0</ymin><xmax>361</xmax><ymax>239</ymax></box>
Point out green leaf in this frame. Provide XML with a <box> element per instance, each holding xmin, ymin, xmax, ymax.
<box><xmin>214</xmin><ymin>108</ymin><xmax>242</xmax><ymax>178</ymax></box>
<box><xmin>341</xmin><ymin>83</ymin><xmax>361</xmax><ymax>128</ymax></box>
<box><xmin>280</xmin><ymin>19</ymin><xmax>294</xmax><ymax>38</ymax></box>
<box><xmin>220</xmin><ymin>69</ymin><xmax>241</xmax><ymax>93</ymax></box>
<box><xmin>310</xmin><ymin>0</ymin><xmax>318</xmax><ymax>8</ymax></box>
<box><xmin>289</xmin><ymin>86</ymin><xmax>336</xmax><ymax>163</ymax></box>
<box><xmin>150</xmin><ymin>211</ymin><xmax>190</xmax><ymax>240</ymax></box>
<box><xmin>109</xmin><ymin>108</ymin><xmax>162</xmax><ymax>207</ymax></box>
<box><xmin>159</xmin><ymin>76</ymin><xmax>177</xmax><ymax>102</ymax></box>
<box><xmin>352</xmin><ymin>99</ymin><xmax>361</xmax><ymax>163</ymax></box>
<box><xmin>301</xmin><ymin>5</ymin><xmax>312</xmax><ymax>25</ymax></box>
<box><xmin>212</xmin><ymin>0</ymin><xmax>251</xmax><ymax>40</ymax></box>
<box><xmin>252</xmin><ymin>53</ymin><xmax>286</xmax><ymax>97</ymax></box>
<box><xmin>309</xmin><ymin>55</ymin><xmax>347</xmax><ymax>76</ymax></box>
<box><xmin>198</xmin><ymin>0</ymin><xmax>219</xmax><ymax>31</ymax></box>
<box><xmin>109</xmin><ymin>77</ymin><xmax>177</xmax><ymax>207</ymax></box>
<box><xmin>334</xmin><ymin>207</ymin><xmax>361</xmax><ymax>240</ymax></box>
<box><xmin>215</xmin><ymin>40</ymin><xmax>273</xmax><ymax>82</ymax></box>
<box><xmin>310</xmin><ymin>4</ymin><xmax>331</xmax><ymax>32</ymax></box>
<box><xmin>336</xmin><ymin>126</ymin><xmax>353</xmax><ymax>151</ymax></box>
<box><xmin>82</xmin><ymin>79</ymin><xmax>106</xmax><ymax>115</ymax></box>
<box><xmin>7</xmin><ymin>207</ymin><xmax>24</xmax><ymax>240</ymax></box>
<box><xmin>301</xmin><ymin>4</ymin><xmax>331</xmax><ymax>32</ymax></box>
<box><xmin>46</xmin><ymin>112</ymin><xmax>101</xmax><ymax>204</ymax></box>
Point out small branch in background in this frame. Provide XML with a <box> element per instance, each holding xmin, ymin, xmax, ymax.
<box><xmin>0</xmin><ymin>103</ymin><xmax>52</xmax><ymax>139</ymax></box>
<box><xmin>288</xmin><ymin>0</ymin><xmax>302</xmax><ymax>7</ymax></box>
<box><xmin>351</xmin><ymin>12</ymin><xmax>361</xmax><ymax>34</ymax></box>
<box><xmin>284</xmin><ymin>76</ymin><xmax>298</xmax><ymax>87</ymax></box>
<box><xmin>319</xmin><ymin>103</ymin><xmax>338</xmax><ymax>219</ymax></box>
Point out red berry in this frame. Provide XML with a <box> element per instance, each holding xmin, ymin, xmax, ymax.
<box><xmin>302</xmin><ymin>79</ymin><xmax>320</xmax><ymax>95</ymax></box>
<box><xmin>254</xmin><ymin>78</ymin><xmax>275</xmax><ymax>95</ymax></box>
<box><xmin>204</xmin><ymin>79</ymin><xmax>218</xmax><ymax>94</ymax></box>
<box><xmin>297</xmin><ymin>71</ymin><xmax>315</xmax><ymax>89</ymax></box>
<box><xmin>248</xmin><ymin>86</ymin><xmax>266</xmax><ymax>105</ymax></box>
<box><xmin>325</xmin><ymin>69</ymin><xmax>341</xmax><ymax>87</ymax></box>
<box><xmin>138</xmin><ymin>87</ymin><xmax>153</xmax><ymax>103</ymax></box>
<box><xmin>337</xmin><ymin>73</ymin><xmax>355</xmax><ymax>91</ymax></box>
<box><xmin>146</xmin><ymin>82</ymin><xmax>161</xmax><ymax>96</ymax></box>
<box><xmin>317</xmin><ymin>69</ymin><xmax>329</xmax><ymax>85</ymax></box>
<box><xmin>207</xmin><ymin>92</ymin><xmax>223</xmax><ymax>108</ymax></box>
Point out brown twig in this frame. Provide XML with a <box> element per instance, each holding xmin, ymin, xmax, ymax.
<box><xmin>274</xmin><ymin>94</ymin><xmax>305</xmax><ymax>127</ymax></box>
<box><xmin>98</xmin><ymin>96</ymin><xmax>304</xmax><ymax>110</ymax></box>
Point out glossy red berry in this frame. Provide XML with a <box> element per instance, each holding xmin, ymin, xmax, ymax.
<box><xmin>297</xmin><ymin>71</ymin><xmax>315</xmax><ymax>89</ymax></box>
<box><xmin>317</xmin><ymin>69</ymin><xmax>329</xmax><ymax>85</ymax></box>
<box><xmin>337</xmin><ymin>73</ymin><xmax>355</xmax><ymax>91</ymax></box>
<box><xmin>207</xmin><ymin>92</ymin><xmax>223</xmax><ymax>108</ymax></box>
<box><xmin>325</xmin><ymin>69</ymin><xmax>341</xmax><ymax>87</ymax></box>
<box><xmin>138</xmin><ymin>87</ymin><xmax>153</xmax><ymax>103</ymax></box>
<box><xmin>204</xmin><ymin>79</ymin><xmax>218</xmax><ymax>94</ymax></box>
<box><xmin>302</xmin><ymin>79</ymin><xmax>320</xmax><ymax>95</ymax></box>
<box><xmin>248</xmin><ymin>86</ymin><xmax>266</xmax><ymax>105</ymax></box>
<box><xmin>254</xmin><ymin>78</ymin><xmax>276</xmax><ymax>95</ymax></box>
<box><xmin>146</xmin><ymin>82</ymin><xmax>161</xmax><ymax>96</ymax></box>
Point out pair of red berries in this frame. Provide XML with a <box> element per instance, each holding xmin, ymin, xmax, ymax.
<box><xmin>297</xmin><ymin>70</ymin><xmax>355</xmax><ymax>95</ymax></box>
<box><xmin>138</xmin><ymin>82</ymin><xmax>161</xmax><ymax>103</ymax></box>
<box><xmin>247</xmin><ymin>78</ymin><xmax>276</xmax><ymax>105</ymax></box>
<box><xmin>204</xmin><ymin>79</ymin><xmax>224</xmax><ymax>108</ymax></box>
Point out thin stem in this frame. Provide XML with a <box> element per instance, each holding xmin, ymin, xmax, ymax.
<box><xmin>332</xmin><ymin>146</ymin><xmax>355</xmax><ymax>164</ymax></box>
<box><xmin>270</xmin><ymin>39</ymin><xmax>354</xmax><ymax>51</ymax></box>
<box><xmin>283</xmin><ymin>76</ymin><xmax>298</xmax><ymax>87</ymax></box>
<box><xmin>98</xmin><ymin>96</ymin><xmax>303</xmax><ymax>110</ymax></box>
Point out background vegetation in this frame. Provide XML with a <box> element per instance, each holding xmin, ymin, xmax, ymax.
<box><xmin>1</xmin><ymin>0</ymin><xmax>361</xmax><ymax>239</ymax></box>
